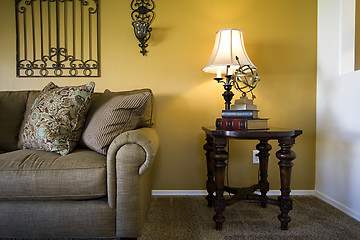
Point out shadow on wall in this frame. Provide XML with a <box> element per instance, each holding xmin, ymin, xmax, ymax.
<box><xmin>149</xmin><ymin>27</ymin><xmax>170</xmax><ymax>46</ymax></box>
<box><xmin>246</xmin><ymin>42</ymin><xmax>317</xmax><ymax>75</ymax></box>
<box><xmin>150</xmin><ymin>92</ymin><xmax>220</xmax><ymax>189</ymax></box>
<box><xmin>316</xmin><ymin>130</ymin><xmax>358</xmax><ymax>206</ymax></box>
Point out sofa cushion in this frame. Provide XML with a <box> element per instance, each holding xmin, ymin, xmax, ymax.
<box><xmin>22</xmin><ymin>82</ymin><xmax>95</xmax><ymax>155</ymax></box>
<box><xmin>0</xmin><ymin>149</ymin><xmax>106</xmax><ymax>200</ymax></box>
<box><xmin>80</xmin><ymin>89</ymin><xmax>151</xmax><ymax>155</ymax></box>
<box><xmin>0</xmin><ymin>149</ymin><xmax>7</xmax><ymax>154</ymax></box>
<box><xmin>0</xmin><ymin>91</ymin><xmax>28</xmax><ymax>151</ymax></box>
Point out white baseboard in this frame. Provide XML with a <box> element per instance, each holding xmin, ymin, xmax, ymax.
<box><xmin>314</xmin><ymin>191</ymin><xmax>360</xmax><ymax>222</ymax></box>
<box><xmin>152</xmin><ymin>190</ymin><xmax>359</xmax><ymax>222</ymax></box>
<box><xmin>152</xmin><ymin>190</ymin><xmax>315</xmax><ymax>196</ymax></box>
<box><xmin>263</xmin><ymin>190</ymin><xmax>315</xmax><ymax>196</ymax></box>
<box><xmin>152</xmin><ymin>190</ymin><xmax>208</xmax><ymax>196</ymax></box>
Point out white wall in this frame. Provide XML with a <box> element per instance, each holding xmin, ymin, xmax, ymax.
<box><xmin>317</xmin><ymin>0</ymin><xmax>360</xmax><ymax>221</ymax></box>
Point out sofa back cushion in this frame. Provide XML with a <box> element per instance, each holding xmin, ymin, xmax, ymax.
<box><xmin>80</xmin><ymin>89</ymin><xmax>152</xmax><ymax>155</ymax></box>
<box><xmin>0</xmin><ymin>91</ymin><xmax>28</xmax><ymax>151</ymax></box>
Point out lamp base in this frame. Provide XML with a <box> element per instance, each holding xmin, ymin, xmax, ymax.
<box><xmin>230</xmin><ymin>96</ymin><xmax>258</xmax><ymax>111</ymax></box>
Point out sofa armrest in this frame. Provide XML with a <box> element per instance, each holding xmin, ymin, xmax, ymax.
<box><xmin>106</xmin><ymin>127</ymin><xmax>159</xmax><ymax>238</ymax></box>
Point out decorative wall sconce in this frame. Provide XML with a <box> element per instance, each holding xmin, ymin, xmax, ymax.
<box><xmin>131</xmin><ymin>0</ymin><xmax>155</xmax><ymax>56</ymax></box>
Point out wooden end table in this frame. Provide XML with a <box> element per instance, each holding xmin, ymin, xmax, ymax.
<box><xmin>202</xmin><ymin>126</ymin><xmax>302</xmax><ymax>230</ymax></box>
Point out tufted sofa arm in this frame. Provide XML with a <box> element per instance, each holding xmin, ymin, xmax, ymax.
<box><xmin>106</xmin><ymin>127</ymin><xmax>159</xmax><ymax>238</ymax></box>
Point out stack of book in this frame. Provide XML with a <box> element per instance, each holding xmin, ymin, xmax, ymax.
<box><xmin>215</xmin><ymin>96</ymin><xmax>269</xmax><ymax>131</ymax></box>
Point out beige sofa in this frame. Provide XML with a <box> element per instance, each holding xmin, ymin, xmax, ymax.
<box><xmin>0</xmin><ymin>87</ymin><xmax>159</xmax><ymax>239</ymax></box>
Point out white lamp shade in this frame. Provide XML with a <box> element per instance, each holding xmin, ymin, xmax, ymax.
<box><xmin>202</xmin><ymin>28</ymin><xmax>255</xmax><ymax>75</ymax></box>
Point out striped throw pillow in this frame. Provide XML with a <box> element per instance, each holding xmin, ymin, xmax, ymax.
<box><xmin>80</xmin><ymin>90</ymin><xmax>151</xmax><ymax>155</ymax></box>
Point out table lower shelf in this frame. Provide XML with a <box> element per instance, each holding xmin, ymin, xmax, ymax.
<box><xmin>223</xmin><ymin>184</ymin><xmax>280</xmax><ymax>207</ymax></box>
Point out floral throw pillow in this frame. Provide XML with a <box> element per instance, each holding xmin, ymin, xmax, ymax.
<box><xmin>22</xmin><ymin>82</ymin><xmax>95</xmax><ymax>155</ymax></box>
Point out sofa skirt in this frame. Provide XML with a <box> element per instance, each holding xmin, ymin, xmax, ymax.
<box><xmin>0</xmin><ymin>198</ymin><xmax>115</xmax><ymax>238</ymax></box>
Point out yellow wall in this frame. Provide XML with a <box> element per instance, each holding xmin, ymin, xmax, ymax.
<box><xmin>0</xmin><ymin>0</ymin><xmax>317</xmax><ymax>191</ymax></box>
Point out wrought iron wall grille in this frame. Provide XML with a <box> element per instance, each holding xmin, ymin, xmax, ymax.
<box><xmin>15</xmin><ymin>0</ymin><xmax>99</xmax><ymax>77</ymax></box>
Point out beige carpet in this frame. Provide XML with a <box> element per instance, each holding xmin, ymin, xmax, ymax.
<box><xmin>140</xmin><ymin>196</ymin><xmax>360</xmax><ymax>240</ymax></box>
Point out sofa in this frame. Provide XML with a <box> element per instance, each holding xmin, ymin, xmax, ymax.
<box><xmin>0</xmin><ymin>82</ymin><xmax>159</xmax><ymax>239</ymax></box>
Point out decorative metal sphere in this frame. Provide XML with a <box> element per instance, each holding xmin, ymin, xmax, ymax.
<box><xmin>231</xmin><ymin>65</ymin><xmax>260</xmax><ymax>98</ymax></box>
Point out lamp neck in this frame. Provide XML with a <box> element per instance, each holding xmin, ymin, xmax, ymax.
<box><xmin>222</xmin><ymin>75</ymin><xmax>234</xmax><ymax>110</ymax></box>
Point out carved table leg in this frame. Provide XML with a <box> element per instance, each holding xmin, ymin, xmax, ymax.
<box><xmin>204</xmin><ymin>134</ymin><xmax>215</xmax><ymax>207</ymax></box>
<box><xmin>211</xmin><ymin>137</ymin><xmax>228</xmax><ymax>230</ymax></box>
<box><xmin>256</xmin><ymin>140</ymin><xmax>272</xmax><ymax>208</ymax></box>
<box><xmin>276</xmin><ymin>137</ymin><xmax>296</xmax><ymax>230</ymax></box>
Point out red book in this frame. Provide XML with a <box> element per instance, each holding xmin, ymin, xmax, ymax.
<box><xmin>215</xmin><ymin>118</ymin><xmax>268</xmax><ymax>130</ymax></box>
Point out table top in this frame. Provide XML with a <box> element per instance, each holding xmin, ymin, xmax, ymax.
<box><xmin>202</xmin><ymin>126</ymin><xmax>303</xmax><ymax>140</ymax></box>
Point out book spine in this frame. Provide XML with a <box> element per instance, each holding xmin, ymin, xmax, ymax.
<box><xmin>222</xmin><ymin>110</ymin><xmax>258</xmax><ymax>119</ymax></box>
<box><xmin>216</xmin><ymin>118</ymin><xmax>247</xmax><ymax>130</ymax></box>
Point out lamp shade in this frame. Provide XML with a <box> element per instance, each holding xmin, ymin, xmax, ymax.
<box><xmin>202</xmin><ymin>28</ymin><xmax>255</xmax><ymax>75</ymax></box>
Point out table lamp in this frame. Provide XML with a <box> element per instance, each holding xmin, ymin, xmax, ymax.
<box><xmin>202</xmin><ymin>28</ymin><xmax>260</xmax><ymax>111</ymax></box>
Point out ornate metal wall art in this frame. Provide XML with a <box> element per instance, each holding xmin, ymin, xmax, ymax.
<box><xmin>15</xmin><ymin>0</ymin><xmax>99</xmax><ymax>77</ymax></box>
<box><xmin>131</xmin><ymin>0</ymin><xmax>154</xmax><ymax>56</ymax></box>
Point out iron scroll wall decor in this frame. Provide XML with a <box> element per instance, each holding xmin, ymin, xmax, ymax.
<box><xmin>131</xmin><ymin>0</ymin><xmax>154</xmax><ymax>56</ymax></box>
<box><xmin>15</xmin><ymin>0</ymin><xmax>100</xmax><ymax>77</ymax></box>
